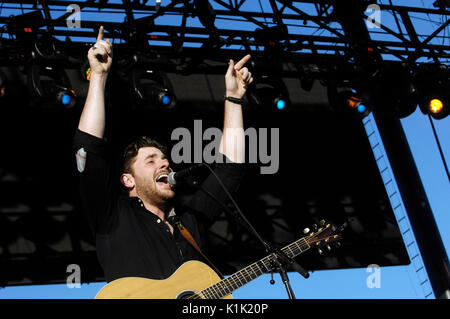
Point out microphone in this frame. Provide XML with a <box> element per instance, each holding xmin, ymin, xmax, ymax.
<box><xmin>168</xmin><ymin>163</ymin><xmax>204</xmax><ymax>185</ymax></box>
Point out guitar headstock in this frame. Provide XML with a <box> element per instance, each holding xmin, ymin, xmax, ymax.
<box><xmin>303</xmin><ymin>220</ymin><xmax>345</xmax><ymax>254</ymax></box>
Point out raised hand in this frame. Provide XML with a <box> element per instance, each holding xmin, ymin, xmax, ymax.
<box><xmin>87</xmin><ymin>26</ymin><xmax>113</xmax><ymax>76</ymax></box>
<box><xmin>225</xmin><ymin>54</ymin><xmax>253</xmax><ymax>99</ymax></box>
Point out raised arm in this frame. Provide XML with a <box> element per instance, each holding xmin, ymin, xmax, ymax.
<box><xmin>78</xmin><ymin>26</ymin><xmax>113</xmax><ymax>138</ymax></box>
<box><xmin>74</xmin><ymin>27</ymin><xmax>115</xmax><ymax>235</ymax></box>
<box><xmin>219</xmin><ymin>54</ymin><xmax>253</xmax><ymax>163</ymax></box>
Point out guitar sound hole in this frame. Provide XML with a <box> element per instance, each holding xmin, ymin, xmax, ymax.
<box><xmin>176</xmin><ymin>290</ymin><xmax>196</xmax><ymax>299</ymax></box>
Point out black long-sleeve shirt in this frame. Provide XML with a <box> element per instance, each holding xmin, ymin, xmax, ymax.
<box><xmin>73</xmin><ymin>129</ymin><xmax>245</xmax><ymax>282</ymax></box>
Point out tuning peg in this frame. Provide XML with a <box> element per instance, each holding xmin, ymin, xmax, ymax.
<box><xmin>319</xmin><ymin>219</ymin><xmax>326</xmax><ymax>226</ymax></box>
<box><xmin>312</xmin><ymin>224</ymin><xmax>318</xmax><ymax>231</ymax></box>
<box><xmin>326</xmin><ymin>245</ymin><xmax>331</xmax><ymax>251</ymax></box>
<box><xmin>317</xmin><ymin>248</ymin><xmax>323</xmax><ymax>255</ymax></box>
<box><xmin>334</xmin><ymin>242</ymin><xmax>341</xmax><ymax>248</ymax></box>
<box><xmin>303</xmin><ymin>227</ymin><xmax>310</xmax><ymax>235</ymax></box>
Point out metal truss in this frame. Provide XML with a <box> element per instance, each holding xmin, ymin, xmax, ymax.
<box><xmin>0</xmin><ymin>0</ymin><xmax>449</xmax><ymax>69</ymax></box>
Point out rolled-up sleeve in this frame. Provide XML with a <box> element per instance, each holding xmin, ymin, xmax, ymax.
<box><xmin>73</xmin><ymin>129</ymin><xmax>116</xmax><ymax>235</ymax></box>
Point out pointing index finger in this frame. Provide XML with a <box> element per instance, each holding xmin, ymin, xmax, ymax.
<box><xmin>233</xmin><ymin>54</ymin><xmax>251</xmax><ymax>71</ymax></box>
<box><xmin>97</xmin><ymin>26</ymin><xmax>104</xmax><ymax>42</ymax></box>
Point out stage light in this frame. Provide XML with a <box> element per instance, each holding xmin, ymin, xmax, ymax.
<box><xmin>33</xmin><ymin>33</ymin><xmax>57</xmax><ymax>59</ymax></box>
<box><xmin>346</xmin><ymin>95</ymin><xmax>359</xmax><ymax>109</ymax></box>
<box><xmin>275</xmin><ymin>98</ymin><xmax>286</xmax><ymax>110</ymax></box>
<box><xmin>0</xmin><ymin>70</ymin><xmax>7</xmax><ymax>98</ymax></box>
<box><xmin>422</xmin><ymin>95</ymin><xmax>449</xmax><ymax>119</ymax></box>
<box><xmin>327</xmin><ymin>80</ymin><xmax>372</xmax><ymax>118</ymax></box>
<box><xmin>160</xmin><ymin>93</ymin><xmax>172</xmax><ymax>106</ymax></box>
<box><xmin>7</xmin><ymin>11</ymin><xmax>61</xmax><ymax>61</ymax></box>
<box><xmin>246</xmin><ymin>76</ymin><xmax>290</xmax><ymax>111</ymax></box>
<box><xmin>346</xmin><ymin>95</ymin><xmax>368</xmax><ymax>114</ymax></box>
<box><xmin>27</xmin><ymin>64</ymin><xmax>77</xmax><ymax>108</ymax></box>
<box><xmin>429</xmin><ymin>99</ymin><xmax>443</xmax><ymax>114</ymax></box>
<box><xmin>345</xmin><ymin>93</ymin><xmax>371</xmax><ymax>117</ymax></box>
<box><xmin>56</xmin><ymin>88</ymin><xmax>77</xmax><ymax>108</ymax></box>
<box><xmin>376</xmin><ymin>63</ymin><xmax>418</xmax><ymax>118</ymax></box>
<box><xmin>415</xmin><ymin>65</ymin><xmax>450</xmax><ymax>120</ymax></box>
<box><xmin>131</xmin><ymin>67</ymin><xmax>176</xmax><ymax>109</ymax></box>
<box><xmin>6</xmin><ymin>10</ymin><xmax>45</xmax><ymax>40</ymax></box>
<box><xmin>357</xmin><ymin>103</ymin><xmax>367</xmax><ymax>114</ymax></box>
<box><xmin>61</xmin><ymin>94</ymin><xmax>71</xmax><ymax>105</ymax></box>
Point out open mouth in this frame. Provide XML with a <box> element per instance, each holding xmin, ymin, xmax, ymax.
<box><xmin>155</xmin><ymin>174</ymin><xmax>170</xmax><ymax>187</ymax></box>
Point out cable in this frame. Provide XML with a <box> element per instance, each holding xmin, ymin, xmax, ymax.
<box><xmin>197</xmin><ymin>162</ymin><xmax>310</xmax><ymax>280</ymax></box>
<box><xmin>427</xmin><ymin>114</ymin><xmax>450</xmax><ymax>183</ymax></box>
<box><xmin>200</xmin><ymin>162</ymin><xmax>271</xmax><ymax>251</ymax></box>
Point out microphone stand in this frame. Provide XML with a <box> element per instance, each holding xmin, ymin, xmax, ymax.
<box><xmin>270</xmin><ymin>255</ymin><xmax>296</xmax><ymax>299</ymax></box>
<box><xmin>185</xmin><ymin>164</ymin><xmax>309</xmax><ymax>299</ymax></box>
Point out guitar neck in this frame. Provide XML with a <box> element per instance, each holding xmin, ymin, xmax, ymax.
<box><xmin>198</xmin><ymin>237</ymin><xmax>310</xmax><ymax>299</ymax></box>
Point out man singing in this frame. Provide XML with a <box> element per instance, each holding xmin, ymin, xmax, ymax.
<box><xmin>73</xmin><ymin>26</ymin><xmax>253</xmax><ymax>284</ymax></box>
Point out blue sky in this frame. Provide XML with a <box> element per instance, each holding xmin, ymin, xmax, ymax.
<box><xmin>0</xmin><ymin>0</ymin><xmax>449</xmax><ymax>299</ymax></box>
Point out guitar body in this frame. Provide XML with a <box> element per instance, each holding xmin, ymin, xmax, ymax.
<box><xmin>95</xmin><ymin>260</ymin><xmax>233</xmax><ymax>299</ymax></box>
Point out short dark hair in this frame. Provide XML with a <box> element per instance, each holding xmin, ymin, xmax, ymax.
<box><xmin>123</xmin><ymin>136</ymin><xmax>168</xmax><ymax>174</ymax></box>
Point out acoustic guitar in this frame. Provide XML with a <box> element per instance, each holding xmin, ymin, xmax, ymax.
<box><xmin>95</xmin><ymin>220</ymin><xmax>343</xmax><ymax>299</ymax></box>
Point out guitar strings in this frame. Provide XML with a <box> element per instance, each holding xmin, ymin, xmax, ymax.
<box><xmin>191</xmin><ymin>237</ymin><xmax>311</xmax><ymax>299</ymax></box>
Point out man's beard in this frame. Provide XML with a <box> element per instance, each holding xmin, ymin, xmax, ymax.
<box><xmin>136</xmin><ymin>178</ymin><xmax>175</xmax><ymax>208</ymax></box>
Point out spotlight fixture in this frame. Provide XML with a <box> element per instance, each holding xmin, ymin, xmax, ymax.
<box><xmin>27</xmin><ymin>64</ymin><xmax>77</xmax><ymax>108</ymax></box>
<box><xmin>345</xmin><ymin>94</ymin><xmax>369</xmax><ymax>116</ymax></box>
<box><xmin>254</xmin><ymin>25</ymin><xmax>287</xmax><ymax>55</ymax></box>
<box><xmin>428</xmin><ymin>98</ymin><xmax>444</xmax><ymax>114</ymax></box>
<box><xmin>274</xmin><ymin>97</ymin><xmax>287</xmax><ymax>110</ymax></box>
<box><xmin>56</xmin><ymin>87</ymin><xmax>77</xmax><ymax>108</ymax></box>
<box><xmin>130</xmin><ymin>67</ymin><xmax>176</xmax><ymax>109</ymax></box>
<box><xmin>423</xmin><ymin>95</ymin><xmax>449</xmax><ymax>120</ymax></box>
<box><xmin>327</xmin><ymin>80</ymin><xmax>371</xmax><ymax>118</ymax></box>
<box><xmin>377</xmin><ymin>63</ymin><xmax>418</xmax><ymax>119</ymax></box>
<box><xmin>246</xmin><ymin>75</ymin><xmax>290</xmax><ymax>111</ymax></box>
<box><xmin>7</xmin><ymin>11</ymin><xmax>60</xmax><ymax>59</ymax></box>
<box><xmin>415</xmin><ymin>65</ymin><xmax>450</xmax><ymax>120</ymax></box>
<box><xmin>33</xmin><ymin>33</ymin><xmax>57</xmax><ymax>59</ymax></box>
<box><xmin>343</xmin><ymin>90</ymin><xmax>371</xmax><ymax>117</ymax></box>
<box><xmin>0</xmin><ymin>70</ymin><xmax>7</xmax><ymax>99</ymax></box>
<box><xmin>6</xmin><ymin>10</ymin><xmax>45</xmax><ymax>40</ymax></box>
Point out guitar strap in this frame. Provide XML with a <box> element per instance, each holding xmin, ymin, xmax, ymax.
<box><xmin>175</xmin><ymin>220</ymin><xmax>225</xmax><ymax>280</ymax></box>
